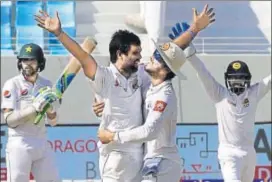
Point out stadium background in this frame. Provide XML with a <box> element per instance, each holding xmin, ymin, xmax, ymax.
<box><xmin>0</xmin><ymin>1</ymin><xmax>271</xmax><ymax>181</ymax></box>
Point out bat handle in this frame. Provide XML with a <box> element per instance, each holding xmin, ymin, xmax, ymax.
<box><xmin>34</xmin><ymin>103</ymin><xmax>51</xmax><ymax>125</ymax></box>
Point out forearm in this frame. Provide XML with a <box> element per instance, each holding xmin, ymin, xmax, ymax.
<box><xmin>188</xmin><ymin>54</ymin><xmax>223</xmax><ymax>102</ymax></box>
<box><xmin>116</xmin><ymin>125</ymin><xmax>158</xmax><ymax>144</ymax></box>
<box><xmin>4</xmin><ymin>106</ymin><xmax>37</xmax><ymax>128</ymax></box>
<box><xmin>57</xmin><ymin>31</ymin><xmax>94</xmax><ymax>69</ymax></box>
<box><xmin>173</xmin><ymin>24</ymin><xmax>199</xmax><ymax>50</ymax></box>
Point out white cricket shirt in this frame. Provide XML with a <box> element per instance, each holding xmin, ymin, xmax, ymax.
<box><xmin>89</xmin><ymin>63</ymin><xmax>150</xmax><ymax>153</ymax></box>
<box><xmin>188</xmin><ymin>55</ymin><xmax>271</xmax><ymax>148</ymax></box>
<box><xmin>1</xmin><ymin>74</ymin><xmax>52</xmax><ymax>138</ymax></box>
<box><xmin>117</xmin><ymin>80</ymin><xmax>180</xmax><ymax>161</ymax></box>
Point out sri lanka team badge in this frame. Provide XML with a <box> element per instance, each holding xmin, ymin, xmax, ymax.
<box><xmin>3</xmin><ymin>90</ymin><xmax>11</xmax><ymax>98</ymax></box>
<box><xmin>153</xmin><ymin>100</ymin><xmax>167</xmax><ymax>112</ymax></box>
<box><xmin>160</xmin><ymin>43</ymin><xmax>170</xmax><ymax>51</ymax></box>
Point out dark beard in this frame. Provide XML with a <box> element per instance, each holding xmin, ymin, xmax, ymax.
<box><xmin>124</xmin><ymin>65</ymin><xmax>138</xmax><ymax>74</ymax></box>
<box><xmin>22</xmin><ymin>65</ymin><xmax>37</xmax><ymax>77</ymax></box>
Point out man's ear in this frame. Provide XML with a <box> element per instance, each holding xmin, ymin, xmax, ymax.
<box><xmin>116</xmin><ymin>50</ymin><xmax>122</xmax><ymax>59</ymax></box>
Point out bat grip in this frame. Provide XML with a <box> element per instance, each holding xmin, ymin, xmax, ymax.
<box><xmin>34</xmin><ymin>103</ymin><xmax>51</xmax><ymax>124</ymax></box>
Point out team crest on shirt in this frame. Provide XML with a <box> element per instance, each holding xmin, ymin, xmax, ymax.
<box><xmin>114</xmin><ymin>79</ymin><xmax>120</xmax><ymax>87</ymax></box>
<box><xmin>153</xmin><ymin>100</ymin><xmax>167</xmax><ymax>112</ymax></box>
<box><xmin>20</xmin><ymin>89</ymin><xmax>28</xmax><ymax>96</ymax></box>
<box><xmin>242</xmin><ymin>98</ymin><xmax>249</xmax><ymax>107</ymax></box>
<box><xmin>132</xmin><ymin>78</ymin><xmax>139</xmax><ymax>90</ymax></box>
<box><xmin>3</xmin><ymin>90</ymin><xmax>11</xmax><ymax>98</ymax></box>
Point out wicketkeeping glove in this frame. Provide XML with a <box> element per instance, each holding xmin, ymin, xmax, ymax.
<box><xmin>168</xmin><ymin>22</ymin><xmax>197</xmax><ymax>58</ymax></box>
<box><xmin>168</xmin><ymin>22</ymin><xmax>190</xmax><ymax>40</ymax></box>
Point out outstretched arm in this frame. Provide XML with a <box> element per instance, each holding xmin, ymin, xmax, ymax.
<box><xmin>173</xmin><ymin>4</ymin><xmax>215</xmax><ymax>49</ymax></box>
<box><xmin>98</xmin><ymin>91</ymin><xmax>173</xmax><ymax>144</ymax></box>
<box><xmin>188</xmin><ymin>55</ymin><xmax>225</xmax><ymax>102</ymax></box>
<box><xmin>34</xmin><ymin>10</ymin><xmax>98</xmax><ymax>80</ymax></box>
<box><xmin>256</xmin><ymin>74</ymin><xmax>271</xmax><ymax>101</ymax></box>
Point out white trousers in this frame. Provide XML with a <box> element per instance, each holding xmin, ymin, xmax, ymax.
<box><xmin>218</xmin><ymin>145</ymin><xmax>256</xmax><ymax>182</ymax></box>
<box><xmin>141</xmin><ymin>158</ymin><xmax>181</xmax><ymax>182</ymax></box>
<box><xmin>6</xmin><ymin>137</ymin><xmax>60</xmax><ymax>182</ymax></box>
<box><xmin>99</xmin><ymin>151</ymin><xmax>143</xmax><ymax>182</ymax></box>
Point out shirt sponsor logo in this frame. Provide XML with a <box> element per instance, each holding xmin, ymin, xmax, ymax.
<box><xmin>20</xmin><ymin>89</ymin><xmax>28</xmax><ymax>96</ymax></box>
<box><xmin>3</xmin><ymin>90</ymin><xmax>11</xmax><ymax>98</ymax></box>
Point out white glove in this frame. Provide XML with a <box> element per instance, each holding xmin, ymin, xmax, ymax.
<box><xmin>184</xmin><ymin>43</ymin><xmax>196</xmax><ymax>58</ymax></box>
<box><xmin>32</xmin><ymin>87</ymin><xmax>59</xmax><ymax>112</ymax></box>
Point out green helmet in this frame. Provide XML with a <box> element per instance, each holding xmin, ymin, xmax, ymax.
<box><xmin>17</xmin><ymin>43</ymin><xmax>46</xmax><ymax>72</ymax></box>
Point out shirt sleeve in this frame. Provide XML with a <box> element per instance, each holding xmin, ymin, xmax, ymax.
<box><xmin>88</xmin><ymin>65</ymin><xmax>111</xmax><ymax>97</ymax></box>
<box><xmin>255</xmin><ymin>74</ymin><xmax>271</xmax><ymax>101</ymax></box>
<box><xmin>117</xmin><ymin>90</ymin><xmax>171</xmax><ymax>143</ymax></box>
<box><xmin>188</xmin><ymin>55</ymin><xmax>226</xmax><ymax>103</ymax></box>
<box><xmin>1</xmin><ymin>79</ymin><xmax>17</xmax><ymax>111</ymax></box>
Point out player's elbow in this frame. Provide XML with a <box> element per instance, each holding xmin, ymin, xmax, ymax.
<box><xmin>5</xmin><ymin>113</ymin><xmax>19</xmax><ymax>128</ymax></box>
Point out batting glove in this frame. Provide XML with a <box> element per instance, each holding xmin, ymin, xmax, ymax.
<box><xmin>32</xmin><ymin>86</ymin><xmax>59</xmax><ymax>112</ymax></box>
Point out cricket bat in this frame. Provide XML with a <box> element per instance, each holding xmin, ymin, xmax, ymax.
<box><xmin>34</xmin><ymin>37</ymin><xmax>98</xmax><ymax>124</ymax></box>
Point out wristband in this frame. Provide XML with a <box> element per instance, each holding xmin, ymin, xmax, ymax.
<box><xmin>188</xmin><ymin>30</ymin><xmax>196</xmax><ymax>39</ymax></box>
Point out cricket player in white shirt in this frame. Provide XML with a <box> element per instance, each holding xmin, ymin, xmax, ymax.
<box><xmin>169</xmin><ymin>22</ymin><xmax>271</xmax><ymax>182</ymax></box>
<box><xmin>34</xmin><ymin>10</ymin><xmax>151</xmax><ymax>181</ymax></box>
<box><xmin>1</xmin><ymin>43</ymin><xmax>60</xmax><ymax>182</ymax></box>
<box><xmin>95</xmin><ymin>5</ymin><xmax>216</xmax><ymax>182</ymax></box>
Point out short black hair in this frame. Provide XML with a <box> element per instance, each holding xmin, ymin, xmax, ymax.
<box><xmin>109</xmin><ymin>30</ymin><xmax>141</xmax><ymax>63</ymax></box>
<box><xmin>164</xmin><ymin>67</ymin><xmax>176</xmax><ymax>80</ymax></box>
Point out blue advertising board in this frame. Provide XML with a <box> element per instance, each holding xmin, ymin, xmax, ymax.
<box><xmin>0</xmin><ymin>123</ymin><xmax>271</xmax><ymax>181</ymax></box>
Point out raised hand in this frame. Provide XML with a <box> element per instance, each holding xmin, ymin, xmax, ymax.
<box><xmin>34</xmin><ymin>10</ymin><xmax>62</xmax><ymax>36</ymax></box>
<box><xmin>192</xmin><ymin>4</ymin><xmax>215</xmax><ymax>32</ymax></box>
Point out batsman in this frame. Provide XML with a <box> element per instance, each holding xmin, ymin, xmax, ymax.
<box><xmin>1</xmin><ymin>38</ymin><xmax>93</xmax><ymax>182</ymax></box>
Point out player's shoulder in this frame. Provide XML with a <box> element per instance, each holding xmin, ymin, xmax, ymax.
<box><xmin>3</xmin><ymin>75</ymin><xmax>20</xmax><ymax>87</ymax></box>
<box><xmin>38</xmin><ymin>75</ymin><xmax>52</xmax><ymax>87</ymax></box>
<box><xmin>156</xmin><ymin>81</ymin><xmax>175</xmax><ymax>101</ymax></box>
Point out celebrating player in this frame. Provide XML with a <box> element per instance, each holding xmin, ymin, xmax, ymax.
<box><xmin>96</xmin><ymin>5</ymin><xmax>215</xmax><ymax>182</ymax></box>
<box><xmin>34</xmin><ymin>10</ymin><xmax>151</xmax><ymax>181</ymax></box>
<box><xmin>169</xmin><ymin>22</ymin><xmax>271</xmax><ymax>182</ymax></box>
<box><xmin>1</xmin><ymin>43</ymin><xmax>60</xmax><ymax>182</ymax></box>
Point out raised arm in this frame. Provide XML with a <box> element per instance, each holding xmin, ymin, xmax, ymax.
<box><xmin>188</xmin><ymin>54</ymin><xmax>225</xmax><ymax>102</ymax></box>
<box><xmin>172</xmin><ymin>4</ymin><xmax>215</xmax><ymax>49</ymax></box>
<box><xmin>34</xmin><ymin>10</ymin><xmax>97</xmax><ymax>80</ymax></box>
<box><xmin>254</xmin><ymin>74</ymin><xmax>271</xmax><ymax>101</ymax></box>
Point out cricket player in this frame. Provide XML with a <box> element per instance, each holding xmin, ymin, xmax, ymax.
<box><xmin>169</xmin><ymin>22</ymin><xmax>271</xmax><ymax>182</ymax></box>
<box><xmin>1</xmin><ymin>43</ymin><xmax>60</xmax><ymax>182</ymax></box>
<box><xmin>34</xmin><ymin>10</ymin><xmax>150</xmax><ymax>182</ymax></box>
<box><xmin>95</xmin><ymin>5</ymin><xmax>215</xmax><ymax>182</ymax></box>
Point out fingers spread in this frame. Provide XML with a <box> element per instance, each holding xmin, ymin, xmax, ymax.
<box><xmin>209</xmin><ymin>19</ymin><xmax>216</xmax><ymax>23</ymax></box>
<box><xmin>34</xmin><ymin>15</ymin><xmax>45</xmax><ymax>25</ymax></box>
<box><xmin>203</xmin><ymin>4</ymin><xmax>209</xmax><ymax>13</ymax></box>
<box><xmin>207</xmin><ymin>7</ymin><xmax>214</xmax><ymax>15</ymax></box>
<box><xmin>39</xmin><ymin>10</ymin><xmax>49</xmax><ymax>17</ymax></box>
<box><xmin>192</xmin><ymin>8</ymin><xmax>198</xmax><ymax>17</ymax></box>
<box><xmin>209</xmin><ymin>12</ymin><xmax>215</xmax><ymax>19</ymax></box>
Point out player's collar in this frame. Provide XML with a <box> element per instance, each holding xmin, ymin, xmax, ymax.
<box><xmin>110</xmin><ymin>63</ymin><xmax>137</xmax><ymax>81</ymax></box>
<box><xmin>149</xmin><ymin>80</ymin><xmax>172</xmax><ymax>93</ymax></box>
<box><xmin>19</xmin><ymin>73</ymin><xmax>41</xmax><ymax>84</ymax></box>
